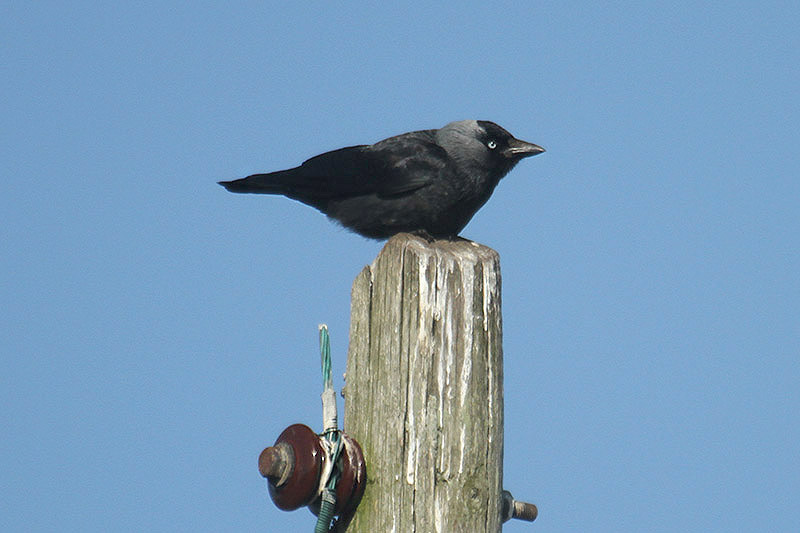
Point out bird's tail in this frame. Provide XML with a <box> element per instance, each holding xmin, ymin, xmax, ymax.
<box><xmin>218</xmin><ymin>172</ymin><xmax>291</xmax><ymax>194</ymax></box>
<box><xmin>218</xmin><ymin>168</ymin><xmax>329</xmax><ymax>211</ymax></box>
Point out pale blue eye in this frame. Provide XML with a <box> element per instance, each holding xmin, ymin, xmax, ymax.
<box><xmin>487</xmin><ymin>140</ymin><xmax>497</xmax><ymax>149</ymax></box>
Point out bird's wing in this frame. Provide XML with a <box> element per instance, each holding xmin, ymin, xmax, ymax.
<box><xmin>294</xmin><ymin>130</ymin><xmax>448</xmax><ymax>200</ymax></box>
<box><xmin>371</xmin><ymin>133</ymin><xmax>447</xmax><ymax>198</ymax></box>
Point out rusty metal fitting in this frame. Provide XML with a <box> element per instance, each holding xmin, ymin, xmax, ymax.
<box><xmin>258</xmin><ymin>442</ymin><xmax>294</xmax><ymax>486</ymax></box>
<box><xmin>501</xmin><ymin>489</ymin><xmax>538</xmax><ymax>523</ymax></box>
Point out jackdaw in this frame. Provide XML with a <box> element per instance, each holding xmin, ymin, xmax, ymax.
<box><xmin>218</xmin><ymin>120</ymin><xmax>544</xmax><ymax>239</ymax></box>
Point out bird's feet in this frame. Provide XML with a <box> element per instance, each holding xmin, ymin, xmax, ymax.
<box><xmin>408</xmin><ymin>230</ymin><xmax>468</xmax><ymax>243</ymax></box>
<box><xmin>409</xmin><ymin>229</ymin><xmax>437</xmax><ymax>242</ymax></box>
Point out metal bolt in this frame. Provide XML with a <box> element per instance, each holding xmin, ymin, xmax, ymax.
<box><xmin>501</xmin><ymin>490</ymin><xmax>538</xmax><ymax>523</ymax></box>
<box><xmin>259</xmin><ymin>442</ymin><xmax>294</xmax><ymax>487</ymax></box>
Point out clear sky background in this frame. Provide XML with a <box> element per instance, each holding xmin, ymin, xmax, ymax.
<box><xmin>2</xmin><ymin>2</ymin><xmax>798</xmax><ymax>532</ymax></box>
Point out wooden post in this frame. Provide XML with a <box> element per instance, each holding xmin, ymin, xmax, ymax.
<box><xmin>343</xmin><ymin>233</ymin><xmax>504</xmax><ymax>532</ymax></box>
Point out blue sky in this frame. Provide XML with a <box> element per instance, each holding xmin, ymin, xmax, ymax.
<box><xmin>2</xmin><ymin>2</ymin><xmax>798</xmax><ymax>531</ymax></box>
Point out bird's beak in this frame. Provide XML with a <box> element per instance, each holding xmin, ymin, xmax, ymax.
<box><xmin>505</xmin><ymin>138</ymin><xmax>545</xmax><ymax>158</ymax></box>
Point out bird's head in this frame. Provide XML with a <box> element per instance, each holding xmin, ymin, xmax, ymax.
<box><xmin>436</xmin><ymin>120</ymin><xmax>544</xmax><ymax>179</ymax></box>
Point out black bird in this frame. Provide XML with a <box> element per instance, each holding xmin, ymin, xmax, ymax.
<box><xmin>218</xmin><ymin>120</ymin><xmax>544</xmax><ymax>239</ymax></box>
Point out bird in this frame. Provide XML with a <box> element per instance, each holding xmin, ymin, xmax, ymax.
<box><xmin>218</xmin><ymin>120</ymin><xmax>544</xmax><ymax>240</ymax></box>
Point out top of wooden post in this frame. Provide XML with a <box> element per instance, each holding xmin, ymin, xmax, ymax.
<box><xmin>376</xmin><ymin>232</ymin><xmax>500</xmax><ymax>268</ymax></box>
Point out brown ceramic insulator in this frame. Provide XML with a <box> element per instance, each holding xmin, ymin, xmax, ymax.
<box><xmin>307</xmin><ymin>432</ymin><xmax>367</xmax><ymax>518</ymax></box>
<box><xmin>333</xmin><ymin>433</ymin><xmax>367</xmax><ymax>516</ymax></box>
<box><xmin>263</xmin><ymin>424</ymin><xmax>324</xmax><ymax>511</ymax></box>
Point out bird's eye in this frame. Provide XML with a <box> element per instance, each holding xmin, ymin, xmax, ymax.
<box><xmin>487</xmin><ymin>140</ymin><xmax>497</xmax><ymax>149</ymax></box>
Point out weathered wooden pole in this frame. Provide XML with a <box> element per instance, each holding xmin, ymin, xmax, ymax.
<box><xmin>343</xmin><ymin>233</ymin><xmax>504</xmax><ymax>532</ymax></box>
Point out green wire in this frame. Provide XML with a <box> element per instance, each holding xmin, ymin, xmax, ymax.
<box><xmin>319</xmin><ymin>324</ymin><xmax>341</xmax><ymax>484</ymax></box>
<box><xmin>319</xmin><ymin>324</ymin><xmax>332</xmax><ymax>390</ymax></box>
<box><xmin>316</xmin><ymin>324</ymin><xmax>339</xmax><ymax>532</ymax></box>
